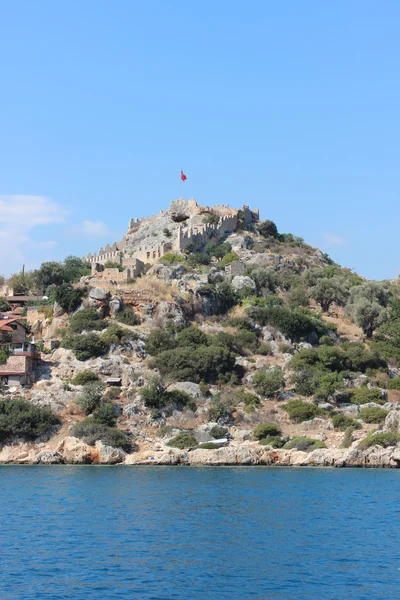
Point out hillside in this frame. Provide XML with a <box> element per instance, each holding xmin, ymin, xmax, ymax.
<box><xmin>1</xmin><ymin>198</ymin><xmax>400</xmax><ymax>466</ymax></box>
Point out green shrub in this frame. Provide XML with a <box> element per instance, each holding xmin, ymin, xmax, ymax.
<box><xmin>162</xmin><ymin>252</ymin><xmax>182</xmax><ymax>263</ymax></box>
<box><xmin>71</xmin><ymin>371</ymin><xmax>99</xmax><ymax>386</ymax></box>
<box><xmin>0</xmin><ymin>297</ymin><xmax>11</xmax><ymax>312</ymax></box>
<box><xmin>340</xmin><ymin>428</ymin><xmax>354</xmax><ymax>448</ymax></box>
<box><xmin>145</xmin><ymin>328</ymin><xmax>177</xmax><ymax>355</ymax></box>
<box><xmin>249</xmin><ymin>305</ymin><xmax>327</xmax><ymax>340</ymax></box>
<box><xmin>187</xmin><ymin>252</ymin><xmax>211</xmax><ymax>266</ymax></box>
<box><xmin>69</xmin><ymin>308</ymin><xmax>107</xmax><ymax>334</ymax></box>
<box><xmin>258</xmin><ymin>435</ymin><xmax>285</xmax><ymax>448</ymax></box>
<box><xmin>199</xmin><ymin>442</ymin><xmax>221</xmax><ymax>449</ymax></box>
<box><xmin>234</xmin><ymin>389</ymin><xmax>261</xmax><ymax>412</ymax></box>
<box><xmin>0</xmin><ymin>347</ymin><xmax>11</xmax><ymax>365</ymax></box>
<box><xmin>53</xmin><ymin>284</ymin><xmax>86</xmax><ymax>313</ymax></box>
<box><xmin>76</xmin><ymin>382</ymin><xmax>105</xmax><ymax>415</ymax></box>
<box><xmin>203</xmin><ymin>214</ymin><xmax>219</xmax><ymax>225</ymax></box>
<box><xmin>102</xmin><ymin>388</ymin><xmax>121</xmax><ymax>402</ymax></box>
<box><xmin>358</xmin><ymin>431</ymin><xmax>400</xmax><ymax>449</ymax></box>
<box><xmin>284</xmin><ymin>437</ymin><xmax>326</xmax><ymax>452</ymax></box>
<box><xmin>104</xmin><ymin>261</ymin><xmax>124</xmax><ymax>271</ymax></box>
<box><xmin>166</xmin><ymin>433</ymin><xmax>198</xmax><ymax>449</ymax></box>
<box><xmin>258</xmin><ymin>220</ymin><xmax>279</xmax><ymax>239</ymax></box>
<box><xmin>253</xmin><ymin>423</ymin><xmax>281</xmax><ymax>440</ymax></box>
<box><xmin>358</xmin><ymin>406</ymin><xmax>389</xmax><ymax>424</ymax></box>
<box><xmin>71</xmin><ymin>419</ymin><xmax>128</xmax><ymax>449</ymax></box>
<box><xmin>331</xmin><ymin>414</ymin><xmax>361</xmax><ymax>431</ymax></box>
<box><xmin>218</xmin><ymin>252</ymin><xmax>240</xmax><ymax>268</ymax></box>
<box><xmin>101</xmin><ymin>323</ymin><xmax>130</xmax><ymax>346</ymax></box>
<box><xmin>253</xmin><ymin>367</ymin><xmax>284</xmax><ymax>397</ymax></box>
<box><xmin>140</xmin><ymin>377</ymin><xmax>192</xmax><ymax>410</ymax></box>
<box><xmin>151</xmin><ymin>345</ymin><xmax>237</xmax><ymax>383</ymax></box>
<box><xmin>349</xmin><ymin>388</ymin><xmax>384</xmax><ymax>405</ymax></box>
<box><xmin>92</xmin><ymin>403</ymin><xmax>116</xmax><ymax>426</ymax></box>
<box><xmin>208</xmin><ymin>398</ymin><xmax>233</xmax><ymax>422</ymax></box>
<box><xmin>258</xmin><ymin>342</ymin><xmax>273</xmax><ymax>356</ymax></box>
<box><xmin>62</xmin><ymin>333</ymin><xmax>110</xmax><ymax>361</ymax></box>
<box><xmin>176</xmin><ymin>326</ymin><xmax>209</xmax><ymax>348</ymax></box>
<box><xmin>282</xmin><ymin>400</ymin><xmax>319</xmax><ymax>423</ymax></box>
<box><xmin>388</xmin><ymin>378</ymin><xmax>400</xmax><ymax>390</ymax></box>
<box><xmin>210</xmin><ymin>425</ymin><xmax>228</xmax><ymax>438</ymax></box>
<box><xmin>116</xmin><ymin>306</ymin><xmax>141</xmax><ymax>326</ymax></box>
<box><xmin>0</xmin><ymin>399</ymin><xmax>60</xmax><ymax>441</ymax></box>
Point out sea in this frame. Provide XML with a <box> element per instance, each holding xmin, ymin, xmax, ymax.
<box><xmin>0</xmin><ymin>466</ymin><xmax>398</xmax><ymax>600</ymax></box>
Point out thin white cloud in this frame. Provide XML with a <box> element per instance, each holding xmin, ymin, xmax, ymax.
<box><xmin>321</xmin><ymin>233</ymin><xmax>348</xmax><ymax>248</ymax></box>
<box><xmin>0</xmin><ymin>195</ymin><xmax>65</xmax><ymax>275</ymax></box>
<box><xmin>68</xmin><ymin>220</ymin><xmax>112</xmax><ymax>237</ymax></box>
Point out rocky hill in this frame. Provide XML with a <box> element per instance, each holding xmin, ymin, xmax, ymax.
<box><xmin>1</xmin><ymin>197</ymin><xmax>400</xmax><ymax>467</ymax></box>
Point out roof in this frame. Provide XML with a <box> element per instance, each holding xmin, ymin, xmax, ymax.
<box><xmin>106</xmin><ymin>377</ymin><xmax>122</xmax><ymax>383</ymax></box>
<box><xmin>7</xmin><ymin>296</ymin><xmax>43</xmax><ymax>302</ymax></box>
<box><xmin>0</xmin><ymin>318</ymin><xmax>29</xmax><ymax>331</ymax></box>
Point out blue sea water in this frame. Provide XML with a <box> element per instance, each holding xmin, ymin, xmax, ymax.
<box><xmin>0</xmin><ymin>467</ymin><xmax>399</xmax><ymax>599</ymax></box>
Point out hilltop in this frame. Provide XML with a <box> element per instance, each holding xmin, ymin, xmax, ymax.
<box><xmin>0</xmin><ymin>197</ymin><xmax>400</xmax><ymax>466</ymax></box>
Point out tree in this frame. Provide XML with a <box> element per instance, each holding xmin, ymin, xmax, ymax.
<box><xmin>54</xmin><ymin>284</ymin><xmax>86</xmax><ymax>313</ymax></box>
<box><xmin>7</xmin><ymin>270</ymin><xmax>33</xmax><ymax>294</ymax></box>
<box><xmin>63</xmin><ymin>256</ymin><xmax>91</xmax><ymax>282</ymax></box>
<box><xmin>0</xmin><ymin>297</ymin><xmax>10</xmax><ymax>312</ymax></box>
<box><xmin>347</xmin><ymin>297</ymin><xmax>387</xmax><ymax>338</ymax></box>
<box><xmin>253</xmin><ymin>367</ymin><xmax>284</xmax><ymax>397</ymax></box>
<box><xmin>32</xmin><ymin>261</ymin><xmax>66</xmax><ymax>293</ymax></box>
<box><xmin>258</xmin><ymin>220</ymin><xmax>279</xmax><ymax>239</ymax></box>
<box><xmin>310</xmin><ymin>277</ymin><xmax>350</xmax><ymax>312</ymax></box>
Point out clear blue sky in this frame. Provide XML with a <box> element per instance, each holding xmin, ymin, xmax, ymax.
<box><xmin>0</xmin><ymin>1</ymin><xmax>399</xmax><ymax>279</ymax></box>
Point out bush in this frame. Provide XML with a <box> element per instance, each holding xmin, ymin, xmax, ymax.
<box><xmin>199</xmin><ymin>442</ymin><xmax>221</xmax><ymax>449</ymax></box>
<box><xmin>62</xmin><ymin>333</ymin><xmax>110</xmax><ymax>361</ymax></box>
<box><xmin>210</xmin><ymin>425</ymin><xmax>228</xmax><ymax>438</ymax></box>
<box><xmin>166</xmin><ymin>433</ymin><xmax>198</xmax><ymax>449</ymax></box>
<box><xmin>102</xmin><ymin>388</ymin><xmax>121</xmax><ymax>402</ymax></box>
<box><xmin>218</xmin><ymin>252</ymin><xmax>240</xmax><ymax>268</ymax></box>
<box><xmin>253</xmin><ymin>367</ymin><xmax>284</xmax><ymax>397</ymax></box>
<box><xmin>187</xmin><ymin>252</ymin><xmax>211</xmax><ymax>267</ymax></box>
<box><xmin>54</xmin><ymin>284</ymin><xmax>86</xmax><ymax>313</ymax></box>
<box><xmin>331</xmin><ymin>414</ymin><xmax>361</xmax><ymax>431</ymax></box>
<box><xmin>253</xmin><ymin>423</ymin><xmax>281</xmax><ymax>440</ymax></box>
<box><xmin>176</xmin><ymin>326</ymin><xmax>209</xmax><ymax>348</ymax></box>
<box><xmin>284</xmin><ymin>437</ymin><xmax>326</xmax><ymax>452</ymax></box>
<box><xmin>388</xmin><ymin>378</ymin><xmax>400</xmax><ymax>390</ymax></box>
<box><xmin>258</xmin><ymin>220</ymin><xmax>279</xmax><ymax>239</ymax></box>
<box><xmin>101</xmin><ymin>323</ymin><xmax>130</xmax><ymax>346</ymax></box>
<box><xmin>282</xmin><ymin>400</ymin><xmax>319</xmax><ymax>423</ymax></box>
<box><xmin>358</xmin><ymin>431</ymin><xmax>400</xmax><ymax>449</ymax></box>
<box><xmin>92</xmin><ymin>403</ymin><xmax>116</xmax><ymax>426</ymax></box>
<box><xmin>76</xmin><ymin>382</ymin><xmax>105</xmax><ymax>415</ymax></box>
<box><xmin>71</xmin><ymin>371</ymin><xmax>99</xmax><ymax>386</ymax></box>
<box><xmin>234</xmin><ymin>389</ymin><xmax>261</xmax><ymax>412</ymax></box>
<box><xmin>340</xmin><ymin>428</ymin><xmax>354</xmax><ymax>448</ymax></box>
<box><xmin>358</xmin><ymin>406</ymin><xmax>389</xmax><ymax>424</ymax></box>
<box><xmin>140</xmin><ymin>377</ymin><xmax>192</xmax><ymax>410</ymax></box>
<box><xmin>349</xmin><ymin>388</ymin><xmax>384</xmax><ymax>405</ymax></box>
<box><xmin>145</xmin><ymin>328</ymin><xmax>177</xmax><ymax>355</ymax></box>
<box><xmin>116</xmin><ymin>306</ymin><xmax>141</xmax><ymax>326</ymax></box>
<box><xmin>0</xmin><ymin>399</ymin><xmax>60</xmax><ymax>441</ymax></box>
<box><xmin>249</xmin><ymin>305</ymin><xmax>327</xmax><ymax>340</ymax></box>
<box><xmin>71</xmin><ymin>419</ymin><xmax>128</xmax><ymax>449</ymax></box>
<box><xmin>151</xmin><ymin>345</ymin><xmax>237</xmax><ymax>383</ymax></box>
<box><xmin>0</xmin><ymin>297</ymin><xmax>10</xmax><ymax>312</ymax></box>
<box><xmin>69</xmin><ymin>308</ymin><xmax>107</xmax><ymax>334</ymax></box>
<box><xmin>258</xmin><ymin>436</ymin><xmax>285</xmax><ymax>448</ymax></box>
<box><xmin>208</xmin><ymin>398</ymin><xmax>233</xmax><ymax>423</ymax></box>
<box><xmin>162</xmin><ymin>252</ymin><xmax>182</xmax><ymax>263</ymax></box>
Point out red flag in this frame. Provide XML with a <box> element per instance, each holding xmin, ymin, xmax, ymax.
<box><xmin>181</xmin><ymin>169</ymin><xmax>187</xmax><ymax>181</ymax></box>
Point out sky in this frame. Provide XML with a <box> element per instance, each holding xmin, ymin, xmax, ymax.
<box><xmin>0</xmin><ymin>1</ymin><xmax>399</xmax><ymax>279</ymax></box>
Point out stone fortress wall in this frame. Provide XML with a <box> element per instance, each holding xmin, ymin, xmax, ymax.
<box><xmin>85</xmin><ymin>199</ymin><xmax>259</xmax><ymax>279</ymax></box>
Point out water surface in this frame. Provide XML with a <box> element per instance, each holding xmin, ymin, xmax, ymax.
<box><xmin>0</xmin><ymin>466</ymin><xmax>399</xmax><ymax>599</ymax></box>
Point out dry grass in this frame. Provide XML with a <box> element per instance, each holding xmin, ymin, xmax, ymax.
<box><xmin>131</xmin><ymin>277</ymin><xmax>182</xmax><ymax>301</ymax></box>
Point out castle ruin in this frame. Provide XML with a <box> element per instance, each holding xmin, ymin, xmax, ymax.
<box><xmin>86</xmin><ymin>198</ymin><xmax>259</xmax><ymax>281</ymax></box>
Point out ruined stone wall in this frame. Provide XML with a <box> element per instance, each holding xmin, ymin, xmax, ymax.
<box><xmin>177</xmin><ymin>214</ymin><xmax>238</xmax><ymax>250</ymax></box>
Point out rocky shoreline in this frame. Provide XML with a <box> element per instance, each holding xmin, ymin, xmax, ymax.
<box><xmin>1</xmin><ymin>438</ymin><xmax>400</xmax><ymax>468</ymax></box>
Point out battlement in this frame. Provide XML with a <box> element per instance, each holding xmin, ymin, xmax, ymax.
<box><xmin>86</xmin><ymin>197</ymin><xmax>259</xmax><ymax>274</ymax></box>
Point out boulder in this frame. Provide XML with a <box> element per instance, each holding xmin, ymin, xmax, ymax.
<box><xmin>33</xmin><ymin>451</ymin><xmax>63</xmax><ymax>464</ymax></box>
<box><xmin>89</xmin><ymin>287</ymin><xmax>110</xmax><ymax>301</ymax></box>
<box><xmin>53</xmin><ymin>302</ymin><xmax>64</xmax><ymax>317</ymax></box>
<box><xmin>109</xmin><ymin>297</ymin><xmax>122</xmax><ymax>316</ymax></box>
<box><xmin>57</xmin><ymin>436</ymin><xmax>94</xmax><ymax>464</ymax></box>
<box><xmin>231</xmin><ymin>276</ymin><xmax>256</xmax><ymax>293</ymax></box>
<box><xmin>168</xmin><ymin>382</ymin><xmax>203</xmax><ymax>399</ymax></box>
<box><xmin>95</xmin><ymin>441</ymin><xmax>126</xmax><ymax>464</ymax></box>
